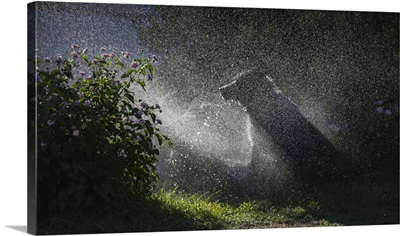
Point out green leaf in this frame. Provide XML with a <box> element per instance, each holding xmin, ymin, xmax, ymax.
<box><xmin>150</xmin><ymin>113</ymin><xmax>156</xmax><ymax>123</ymax></box>
<box><xmin>80</xmin><ymin>54</ymin><xmax>88</xmax><ymax>62</ymax></box>
<box><xmin>115</xmin><ymin>60</ymin><xmax>126</xmax><ymax>69</ymax></box>
<box><xmin>124</xmin><ymin>93</ymin><xmax>135</xmax><ymax>103</ymax></box>
<box><xmin>163</xmin><ymin>135</ymin><xmax>173</xmax><ymax>147</ymax></box>
<box><xmin>155</xmin><ymin>133</ymin><xmax>163</xmax><ymax>146</ymax></box>
<box><xmin>127</xmin><ymin>68</ymin><xmax>135</xmax><ymax>75</ymax></box>
<box><xmin>121</xmin><ymin>69</ymin><xmax>134</xmax><ymax>78</ymax></box>
<box><xmin>137</xmin><ymin>79</ymin><xmax>146</xmax><ymax>91</ymax></box>
<box><xmin>147</xmin><ymin>64</ymin><xmax>154</xmax><ymax>76</ymax></box>
<box><xmin>140</xmin><ymin>67</ymin><xmax>146</xmax><ymax>75</ymax></box>
<box><xmin>123</xmin><ymin>101</ymin><xmax>134</xmax><ymax>111</ymax></box>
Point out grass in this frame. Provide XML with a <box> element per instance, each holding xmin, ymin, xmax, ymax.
<box><xmin>38</xmin><ymin>189</ymin><xmax>336</xmax><ymax>234</ymax></box>
<box><xmin>153</xmin><ymin>187</ymin><xmax>340</xmax><ymax>229</ymax></box>
<box><xmin>37</xmin><ymin>174</ymin><xmax>398</xmax><ymax>234</ymax></box>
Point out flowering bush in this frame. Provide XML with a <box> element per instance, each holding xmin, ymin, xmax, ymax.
<box><xmin>29</xmin><ymin>45</ymin><xmax>171</xmax><ymax>213</ymax></box>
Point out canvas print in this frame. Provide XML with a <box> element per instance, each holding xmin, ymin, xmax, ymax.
<box><xmin>27</xmin><ymin>1</ymin><xmax>399</xmax><ymax>234</ymax></box>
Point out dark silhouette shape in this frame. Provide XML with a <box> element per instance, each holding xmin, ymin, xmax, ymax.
<box><xmin>219</xmin><ymin>70</ymin><xmax>349</xmax><ymax>184</ymax></box>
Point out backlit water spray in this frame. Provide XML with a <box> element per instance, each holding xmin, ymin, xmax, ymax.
<box><xmin>140</xmin><ymin>80</ymin><xmax>286</xmax><ymax>195</ymax></box>
<box><xmin>32</xmin><ymin>2</ymin><xmax>366</xmax><ymax>198</ymax></box>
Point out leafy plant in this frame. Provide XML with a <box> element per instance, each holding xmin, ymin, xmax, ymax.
<box><xmin>29</xmin><ymin>45</ymin><xmax>171</xmax><ymax>214</ymax></box>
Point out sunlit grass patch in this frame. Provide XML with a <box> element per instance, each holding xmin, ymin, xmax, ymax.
<box><xmin>154</xmin><ymin>187</ymin><xmax>340</xmax><ymax>229</ymax></box>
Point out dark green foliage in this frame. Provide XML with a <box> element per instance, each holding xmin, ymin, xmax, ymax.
<box><xmin>29</xmin><ymin>47</ymin><xmax>171</xmax><ymax>215</ymax></box>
